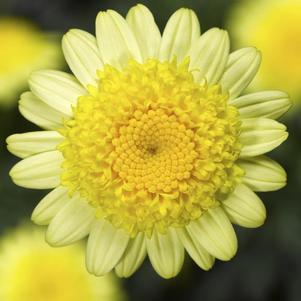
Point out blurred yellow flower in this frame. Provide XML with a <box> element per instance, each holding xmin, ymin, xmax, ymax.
<box><xmin>0</xmin><ymin>17</ymin><xmax>62</xmax><ymax>107</ymax></box>
<box><xmin>0</xmin><ymin>225</ymin><xmax>126</xmax><ymax>301</ymax></box>
<box><xmin>227</xmin><ymin>0</ymin><xmax>301</xmax><ymax>102</ymax></box>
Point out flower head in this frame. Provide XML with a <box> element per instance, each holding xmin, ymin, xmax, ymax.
<box><xmin>7</xmin><ymin>4</ymin><xmax>290</xmax><ymax>278</ymax></box>
<box><xmin>227</xmin><ymin>0</ymin><xmax>301</xmax><ymax>102</ymax></box>
<box><xmin>0</xmin><ymin>17</ymin><xmax>62</xmax><ymax>107</ymax></box>
<box><xmin>0</xmin><ymin>225</ymin><xmax>125</xmax><ymax>301</ymax></box>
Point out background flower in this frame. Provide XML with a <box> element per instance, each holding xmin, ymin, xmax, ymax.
<box><xmin>0</xmin><ymin>224</ymin><xmax>126</xmax><ymax>301</ymax></box>
<box><xmin>0</xmin><ymin>17</ymin><xmax>62</xmax><ymax>108</ymax></box>
<box><xmin>226</xmin><ymin>0</ymin><xmax>301</xmax><ymax>106</ymax></box>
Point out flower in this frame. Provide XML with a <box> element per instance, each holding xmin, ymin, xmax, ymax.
<box><xmin>0</xmin><ymin>17</ymin><xmax>62</xmax><ymax>107</ymax></box>
<box><xmin>0</xmin><ymin>224</ymin><xmax>126</xmax><ymax>301</ymax></box>
<box><xmin>226</xmin><ymin>0</ymin><xmax>301</xmax><ymax>102</ymax></box>
<box><xmin>7</xmin><ymin>4</ymin><xmax>290</xmax><ymax>279</ymax></box>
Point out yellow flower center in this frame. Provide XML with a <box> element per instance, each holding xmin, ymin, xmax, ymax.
<box><xmin>59</xmin><ymin>59</ymin><xmax>243</xmax><ymax>237</ymax></box>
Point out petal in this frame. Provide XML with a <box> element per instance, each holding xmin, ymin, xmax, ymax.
<box><xmin>126</xmin><ymin>4</ymin><xmax>161</xmax><ymax>60</ymax></box>
<box><xmin>230</xmin><ymin>90</ymin><xmax>291</xmax><ymax>119</ymax></box>
<box><xmin>220</xmin><ymin>47</ymin><xmax>261</xmax><ymax>99</ymax></box>
<box><xmin>115</xmin><ymin>233</ymin><xmax>146</xmax><ymax>278</ymax></box>
<box><xmin>223</xmin><ymin>184</ymin><xmax>266</xmax><ymax>228</ymax></box>
<box><xmin>186</xmin><ymin>207</ymin><xmax>237</xmax><ymax>261</ymax></box>
<box><xmin>31</xmin><ymin>186</ymin><xmax>69</xmax><ymax>225</ymax></box>
<box><xmin>96</xmin><ymin>10</ymin><xmax>142</xmax><ymax>69</ymax></box>
<box><xmin>240</xmin><ymin>118</ymin><xmax>288</xmax><ymax>157</ymax></box>
<box><xmin>189</xmin><ymin>28</ymin><xmax>229</xmax><ymax>84</ymax></box>
<box><xmin>62</xmin><ymin>29</ymin><xmax>103</xmax><ymax>87</ymax></box>
<box><xmin>159</xmin><ymin>8</ymin><xmax>200</xmax><ymax>62</ymax></box>
<box><xmin>86</xmin><ymin>219</ymin><xmax>129</xmax><ymax>276</ymax></box>
<box><xmin>6</xmin><ymin>131</ymin><xmax>63</xmax><ymax>159</ymax></box>
<box><xmin>146</xmin><ymin>228</ymin><xmax>184</xmax><ymax>279</ymax></box>
<box><xmin>46</xmin><ymin>197</ymin><xmax>95</xmax><ymax>246</ymax></box>
<box><xmin>238</xmin><ymin>156</ymin><xmax>287</xmax><ymax>191</ymax></box>
<box><xmin>19</xmin><ymin>92</ymin><xmax>67</xmax><ymax>130</ymax></box>
<box><xmin>29</xmin><ymin>70</ymin><xmax>86</xmax><ymax>116</ymax></box>
<box><xmin>9</xmin><ymin>151</ymin><xmax>62</xmax><ymax>189</ymax></box>
<box><xmin>177</xmin><ymin>228</ymin><xmax>214</xmax><ymax>270</ymax></box>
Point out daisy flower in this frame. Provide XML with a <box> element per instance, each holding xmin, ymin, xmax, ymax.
<box><xmin>0</xmin><ymin>17</ymin><xmax>62</xmax><ymax>107</ymax></box>
<box><xmin>7</xmin><ymin>4</ymin><xmax>290</xmax><ymax>279</ymax></box>
<box><xmin>226</xmin><ymin>0</ymin><xmax>301</xmax><ymax>102</ymax></box>
<box><xmin>0</xmin><ymin>225</ymin><xmax>126</xmax><ymax>301</ymax></box>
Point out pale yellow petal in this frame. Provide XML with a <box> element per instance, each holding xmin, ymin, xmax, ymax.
<box><xmin>220</xmin><ymin>47</ymin><xmax>261</xmax><ymax>99</ymax></box>
<box><xmin>29</xmin><ymin>70</ymin><xmax>86</xmax><ymax>116</ymax></box>
<box><xmin>19</xmin><ymin>92</ymin><xmax>67</xmax><ymax>130</ymax></box>
<box><xmin>31</xmin><ymin>186</ymin><xmax>69</xmax><ymax>225</ymax></box>
<box><xmin>238</xmin><ymin>156</ymin><xmax>287</xmax><ymax>191</ymax></box>
<box><xmin>189</xmin><ymin>28</ymin><xmax>229</xmax><ymax>84</ymax></box>
<box><xmin>62</xmin><ymin>29</ymin><xmax>104</xmax><ymax>87</ymax></box>
<box><xmin>86</xmin><ymin>219</ymin><xmax>129</xmax><ymax>276</ymax></box>
<box><xmin>96</xmin><ymin>10</ymin><xmax>142</xmax><ymax>69</ymax></box>
<box><xmin>146</xmin><ymin>228</ymin><xmax>184</xmax><ymax>279</ymax></box>
<box><xmin>230</xmin><ymin>90</ymin><xmax>291</xmax><ymax>119</ymax></box>
<box><xmin>240</xmin><ymin>118</ymin><xmax>288</xmax><ymax>157</ymax></box>
<box><xmin>115</xmin><ymin>233</ymin><xmax>146</xmax><ymax>278</ymax></box>
<box><xmin>6</xmin><ymin>131</ymin><xmax>63</xmax><ymax>158</ymax></box>
<box><xmin>177</xmin><ymin>228</ymin><xmax>214</xmax><ymax>270</ymax></box>
<box><xmin>46</xmin><ymin>197</ymin><xmax>95</xmax><ymax>246</ymax></box>
<box><xmin>126</xmin><ymin>4</ymin><xmax>161</xmax><ymax>60</ymax></box>
<box><xmin>186</xmin><ymin>207</ymin><xmax>237</xmax><ymax>261</ymax></box>
<box><xmin>159</xmin><ymin>8</ymin><xmax>200</xmax><ymax>62</ymax></box>
<box><xmin>223</xmin><ymin>184</ymin><xmax>266</xmax><ymax>228</ymax></box>
<box><xmin>9</xmin><ymin>151</ymin><xmax>62</xmax><ymax>189</ymax></box>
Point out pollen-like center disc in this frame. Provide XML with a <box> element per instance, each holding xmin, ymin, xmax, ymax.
<box><xmin>112</xmin><ymin>107</ymin><xmax>197</xmax><ymax>194</ymax></box>
<box><xmin>59</xmin><ymin>59</ymin><xmax>243</xmax><ymax>237</ymax></box>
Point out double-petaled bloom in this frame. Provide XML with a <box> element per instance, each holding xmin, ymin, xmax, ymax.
<box><xmin>7</xmin><ymin>4</ymin><xmax>290</xmax><ymax>278</ymax></box>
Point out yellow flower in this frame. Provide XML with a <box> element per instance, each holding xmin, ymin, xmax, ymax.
<box><xmin>7</xmin><ymin>4</ymin><xmax>290</xmax><ymax>279</ymax></box>
<box><xmin>0</xmin><ymin>17</ymin><xmax>62</xmax><ymax>107</ymax></box>
<box><xmin>226</xmin><ymin>0</ymin><xmax>301</xmax><ymax>102</ymax></box>
<box><xmin>0</xmin><ymin>225</ymin><xmax>125</xmax><ymax>301</ymax></box>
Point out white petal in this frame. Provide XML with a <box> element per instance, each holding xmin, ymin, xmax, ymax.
<box><xmin>189</xmin><ymin>28</ymin><xmax>229</xmax><ymax>84</ymax></box>
<box><xmin>62</xmin><ymin>29</ymin><xmax>103</xmax><ymax>87</ymax></box>
<box><xmin>146</xmin><ymin>228</ymin><xmax>184</xmax><ymax>279</ymax></box>
<box><xmin>177</xmin><ymin>228</ymin><xmax>214</xmax><ymax>270</ymax></box>
<box><xmin>231</xmin><ymin>90</ymin><xmax>291</xmax><ymax>119</ymax></box>
<box><xmin>223</xmin><ymin>184</ymin><xmax>266</xmax><ymax>228</ymax></box>
<box><xmin>220</xmin><ymin>47</ymin><xmax>261</xmax><ymax>99</ymax></box>
<box><xmin>186</xmin><ymin>207</ymin><xmax>237</xmax><ymax>261</ymax></box>
<box><xmin>29</xmin><ymin>70</ymin><xmax>86</xmax><ymax>116</ymax></box>
<box><xmin>238</xmin><ymin>156</ymin><xmax>287</xmax><ymax>191</ymax></box>
<box><xmin>9</xmin><ymin>151</ymin><xmax>62</xmax><ymax>189</ymax></box>
<box><xmin>115</xmin><ymin>233</ymin><xmax>146</xmax><ymax>278</ymax></box>
<box><xmin>126</xmin><ymin>4</ymin><xmax>161</xmax><ymax>60</ymax></box>
<box><xmin>19</xmin><ymin>92</ymin><xmax>67</xmax><ymax>130</ymax></box>
<box><xmin>32</xmin><ymin>186</ymin><xmax>69</xmax><ymax>225</ymax></box>
<box><xmin>96</xmin><ymin>10</ymin><xmax>142</xmax><ymax>69</ymax></box>
<box><xmin>240</xmin><ymin>118</ymin><xmax>288</xmax><ymax>157</ymax></box>
<box><xmin>46</xmin><ymin>197</ymin><xmax>95</xmax><ymax>246</ymax></box>
<box><xmin>159</xmin><ymin>8</ymin><xmax>200</xmax><ymax>62</ymax></box>
<box><xmin>86</xmin><ymin>219</ymin><xmax>129</xmax><ymax>276</ymax></box>
<box><xmin>6</xmin><ymin>131</ymin><xmax>63</xmax><ymax>159</ymax></box>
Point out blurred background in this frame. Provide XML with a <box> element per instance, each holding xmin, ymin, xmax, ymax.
<box><xmin>1</xmin><ymin>0</ymin><xmax>301</xmax><ymax>300</ymax></box>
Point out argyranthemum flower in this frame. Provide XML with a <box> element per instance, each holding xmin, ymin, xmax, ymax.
<box><xmin>0</xmin><ymin>17</ymin><xmax>62</xmax><ymax>107</ymax></box>
<box><xmin>0</xmin><ymin>225</ymin><xmax>125</xmax><ymax>301</ymax></box>
<box><xmin>7</xmin><ymin>4</ymin><xmax>290</xmax><ymax>279</ymax></box>
<box><xmin>226</xmin><ymin>0</ymin><xmax>301</xmax><ymax>101</ymax></box>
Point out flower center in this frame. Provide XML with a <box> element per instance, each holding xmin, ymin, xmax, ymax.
<box><xmin>59</xmin><ymin>59</ymin><xmax>243</xmax><ymax>237</ymax></box>
<box><xmin>112</xmin><ymin>107</ymin><xmax>198</xmax><ymax>194</ymax></box>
